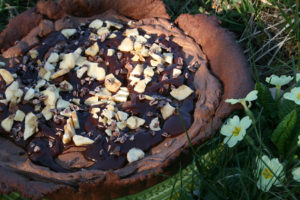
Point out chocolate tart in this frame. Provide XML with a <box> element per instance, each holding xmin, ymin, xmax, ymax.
<box><xmin>0</xmin><ymin>0</ymin><xmax>253</xmax><ymax>199</ymax></box>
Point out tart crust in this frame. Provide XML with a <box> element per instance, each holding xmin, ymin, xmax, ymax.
<box><xmin>0</xmin><ymin>0</ymin><xmax>253</xmax><ymax>199</ymax></box>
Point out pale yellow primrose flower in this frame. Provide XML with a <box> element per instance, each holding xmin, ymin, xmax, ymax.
<box><xmin>220</xmin><ymin>115</ymin><xmax>251</xmax><ymax>147</ymax></box>
<box><xmin>297</xmin><ymin>135</ymin><xmax>300</xmax><ymax>146</ymax></box>
<box><xmin>265</xmin><ymin>74</ymin><xmax>293</xmax><ymax>87</ymax></box>
<box><xmin>256</xmin><ymin>155</ymin><xmax>284</xmax><ymax>192</ymax></box>
<box><xmin>226</xmin><ymin>90</ymin><xmax>258</xmax><ymax>108</ymax></box>
<box><xmin>292</xmin><ymin>167</ymin><xmax>300</xmax><ymax>182</ymax></box>
<box><xmin>283</xmin><ymin>87</ymin><xmax>300</xmax><ymax>105</ymax></box>
<box><xmin>296</xmin><ymin>73</ymin><xmax>300</xmax><ymax>82</ymax></box>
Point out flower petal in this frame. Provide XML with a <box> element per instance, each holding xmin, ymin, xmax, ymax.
<box><xmin>225</xmin><ymin>136</ymin><xmax>237</xmax><ymax>148</ymax></box>
<box><xmin>245</xmin><ymin>90</ymin><xmax>258</xmax><ymax>101</ymax></box>
<box><xmin>292</xmin><ymin>167</ymin><xmax>300</xmax><ymax>182</ymax></box>
<box><xmin>225</xmin><ymin>98</ymin><xmax>240</xmax><ymax>104</ymax></box>
<box><xmin>240</xmin><ymin>116</ymin><xmax>252</xmax><ymax>130</ymax></box>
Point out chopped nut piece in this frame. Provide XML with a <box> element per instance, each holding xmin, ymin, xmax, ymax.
<box><xmin>84</xmin><ymin>96</ymin><xmax>99</xmax><ymax>106</ymax></box>
<box><xmin>149</xmin><ymin>117</ymin><xmax>161</xmax><ymax>131</ymax></box>
<box><xmin>42</xmin><ymin>88</ymin><xmax>58</xmax><ymax>108</ymax></box>
<box><xmin>126</xmin><ymin>116</ymin><xmax>145</xmax><ymax>129</ymax></box>
<box><xmin>102</xmin><ymin>109</ymin><xmax>114</xmax><ymax>119</ymax></box>
<box><xmin>127</xmin><ymin>148</ymin><xmax>145</xmax><ymax>163</ymax></box>
<box><xmin>42</xmin><ymin>106</ymin><xmax>53</xmax><ymax>120</ymax></box>
<box><xmin>5</xmin><ymin>81</ymin><xmax>23</xmax><ymax>103</ymax></box>
<box><xmin>170</xmin><ymin>85</ymin><xmax>194</xmax><ymax>101</ymax></box>
<box><xmin>131</xmin><ymin>64</ymin><xmax>144</xmax><ymax>76</ymax></box>
<box><xmin>14</xmin><ymin>110</ymin><xmax>25</xmax><ymax>122</ymax></box>
<box><xmin>71</xmin><ymin>111</ymin><xmax>80</xmax><ymax>129</ymax></box>
<box><xmin>24</xmin><ymin>112</ymin><xmax>38</xmax><ymax>140</ymax></box>
<box><xmin>124</xmin><ymin>28</ymin><xmax>139</xmax><ymax>37</ymax></box>
<box><xmin>24</xmin><ymin>88</ymin><xmax>35</xmax><ymax>101</ymax></box>
<box><xmin>91</xmin><ymin>107</ymin><xmax>100</xmax><ymax>115</ymax></box>
<box><xmin>87</xmin><ymin>62</ymin><xmax>106</xmax><ymax>81</ymax></box>
<box><xmin>95</xmin><ymin>87</ymin><xmax>112</xmax><ymax>99</ymax></box>
<box><xmin>76</xmin><ymin>66</ymin><xmax>88</xmax><ymax>79</ymax></box>
<box><xmin>57</xmin><ymin>98</ymin><xmax>71</xmax><ymax>109</ymax></box>
<box><xmin>85</xmin><ymin>42</ymin><xmax>99</xmax><ymax>57</ymax></box>
<box><xmin>116</xmin><ymin>111</ymin><xmax>129</xmax><ymax>121</ymax></box>
<box><xmin>108</xmin><ymin>33</ymin><xmax>117</xmax><ymax>39</ymax></box>
<box><xmin>150</xmin><ymin>43</ymin><xmax>162</xmax><ymax>53</ymax></box>
<box><xmin>105</xmin><ymin>73</ymin><xmax>122</xmax><ymax>93</ymax></box>
<box><xmin>160</xmin><ymin>102</ymin><xmax>175</xmax><ymax>120</ymax></box>
<box><xmin>61</xmin><ymin>108</ymin><xmax>72</xmax><ymax>117</ymax></box>
<box><xmin>89</xmin><ymin>19</ymin><xmax>103</xmax><ymax>29</ymax></box>
<box><xmin>62</xmin><ymin>132</ymin><xmax>71</xmax><ymax>144</ymax></box>
<box><xmin>29</xmin><ymin>49</ymin><xmax>38</xmax><ymax>59</ymax></box>
<box><xmin>47</xmin><ymin>53</ymin><xmax>59</xmax><ymax>63</ymax></box>
<box><xmin>144</xmin><ymin>66</ymin><xmax>154</xmax><ymax>77</ymax></box>
<box><xmin>105</xmin><ymin>20</ymin><xmax>123</xmax><ymax>29</ymax></box>
<box><xmin>163</xmin><ymin>53</ymin><xmax>173</xmax><ymax>64</ymax></box>
<box><xmin>0</xmin><ymin>69</ymin><xmax>14</xmax><ymax>85</ymax></box>
<box><xmin>149</xmin><ymin>52</ymin><xmax>163</xmax><ymax>63</ymax></box>
<box><xmin>61</xmin><ymin>29</ymin><xmax>77</xmax><ymax>39</ymax></box>
<box><xmin>59</xmin><ymin>80</ymin><xmax>73</xmax><ymax>92</ymax></box>
<box><xmin>1</xmin><ymin>115</ymin><xmax>14</xmax><ymax>132</ymax></box>
<box><xmin>112</xmin><ymin>87</ymin><xmax>129</xmax><ymax>102</ymax></box>
<box><xmin>172</xmin><ymin>68</ymin><xmax>182</xmax><ymax>78</ymax></box>
<box><xmin>107</xmin><ymin>49</ymin><xmax>115</xmax><ymax>56</ymax></box>
<box><xmin>97</xmin><ymin>27</ymin><xmax>109</xmax><ymax>36</ymax></box>
<box><xmin>105</xmin><ymin>129</ymin><xmax>112</xmax><ymax>137</ymax></box>
<box><xmin>59</xmin><ymin>51</ymin><xmax>80</xmax><ymax>70</ymax></box>
<box><xmin>118</xmin><ymin>37</ymin><xmax>134</xmax><ymax>52</ymax></box>
<box><xmin>134</xmin><ymin>80</ymin><xmax>147</xmax><ymax>93</ymax></box>
<box><xmin>150</xmin><ymin>59</ymin><xmax>161</xmax><ymax>67</ymax></box>
<box><xmin>117</xmin><ymin>121</ymin><xmax>127</xmax><ymax>130</ymax></box>
<box><xmin>35</xmin><ymin>79</ymin><xmax>46</xmax><ymax>90</ymax></box>
<box><xmin>131</xmin><ymin>54</ymin><xmax>140</xmax><ymax>62</ymax></box>
<box><xmin>51</xmin><ymin>68</ymin><xmax>70</xmax><ymax>79</ymax></box>
<box><xmin>71</xmin><ymin>98</ymin><xmax>81</xmax><ymax>105</ymax></box>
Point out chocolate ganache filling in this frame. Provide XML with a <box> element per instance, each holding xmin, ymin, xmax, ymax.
<box><xmin>0</xmin><ymin>18</ymin><xmax>200</xmax><ymax>172</ymax></box>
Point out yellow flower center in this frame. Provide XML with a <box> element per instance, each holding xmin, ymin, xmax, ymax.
<box><xmin>297</xmin><ymin>93</ymin><xmax>300</xmax><ymax>100</ymax></box>
<box><xmin>262</xmin><ymin>168</ymin><xmax>273</xmax><ymax>179</ymax></box>
<box><xmin>232</xmin><ymin>126</ymin><xmax>241</xmax><ymax>136</ymax></box>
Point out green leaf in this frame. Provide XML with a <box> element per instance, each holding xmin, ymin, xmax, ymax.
<box><xmin>271</xmin><ymin>109</ymin><xmax>297</xmax><ymax>155</ymax></box>
<box><xmin>255</xmin><ymin>82</ymin><xmax>276</xmax><ymax>119</ymax></box>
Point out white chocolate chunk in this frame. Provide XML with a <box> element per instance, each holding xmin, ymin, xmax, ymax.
<box><xmin>170</xmin><ymin>85</ymin><xmax>194</xmax><ymax>101</ymax></box>
<box><xmin>0</xmin><ymin>69</ymin><xmax>14</xmax><ymax>85</ymax></box>
<box><xmin>24</xmin><ymin>88</ymin><xmax>35</xmax><ymax>101</ymax></box>
<box><xmin>71</xmin><ymin>111</ymin><xmax>80</xmax><ymax>129</ymax></box>
<box><xmin>76</xmin><ymin>66</ymin><xmax>88</xmax><ymax>78</ymax></box>
<box><xmin>14</xmin><ymin>110</ymin><xmax>25</xmax><ymax>122</ymax></box>
<box><xmin>107</xmin><ymin>49</ymin><xmax>115</xmax><ymax>56</ymax></box>
<box><xmin>127</xmin><ymin>148</ymin><xmax>145</xmax><ymax>163</ymax></box>
<box><xmin>163</xmin><ymin>53</ymin><xmax>173</xmax><ymax>64</ymax></box>
<box><xmin>118</xmin><ymin>37</ymin><xmax>134</xmax><ymax>52</ymax></box>
<box><xmin>42</xmin><ymin>106</ymin><xmax>53</xmax><ymax>120</ymax></box>
<box><xmin>57</xmin><ymin>98</ymin><xmax>71</xmax><ymax>109</ymax></box>
<box><xmin>29</xmin><ymin>49</ymin><xmax>39</xmax><ymax>59</ymax></box>
<box><xmin>89</xmin><ymin>19</ymin><xmax>103</xmax><ymax>29</ymax></box>
<box><xmin>126</xmin><ymin>116</ymin><xmax>145</xmax><ymax>129</ymax></box>
<box><xmin>87</xmin><ymin>63</ymin><xmax>106</xmax><ymax>81</ymax></box>
<box><xmin>47</xmin><ymin>53</ymin><xmax>59</xmax><ymax>63</ymax></box>
<box><xmin>161</xmin><ymin>103</ymin><xmax>175</xmax><ymax>120</ymax></box>
<box><xmin>134</xmin><ymin>80</ymin><xmax>147</xmax><ymax>93</ymax></box>
<box><xmin>85</xmin><ymin>42</ymin><xmax>99</xmax><ymax>57</ymax></box>
<box><xmin>116</xmin><ymin>111</ymin><xmax>128</xmax><ymax>122</ymax></box>
<box><xmin>24</xmin><ymin>113</ymin><xmax>38</xmax><ymax>140</ymax></box>
<box><xmin>149</xmin><ymin>117</ymin><xmax>161</xmax><ymax>131</ymax></box>
<box><xmin>61</xmin><ymin>29</ymin><xmax>77</xmax><ymax>39</ymax></box>
<box><xmin>1</xmin><ymin>115</ymin><xmax>14</xmax><ymax>132</ymax></box>
<box><xmin>143</xmin><ymin>66</ymin><xmax>154</xmax><ymax>77</ymax></box>
<box><xmin>105</xmin><ymin>73</ymin><xmax>121</xmax><ymax>93</ymax></box>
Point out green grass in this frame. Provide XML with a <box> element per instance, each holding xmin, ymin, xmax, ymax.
<box><xmin>1</xmin><ymin>0</ymin><xmax>300</xmax><ymax>199</ymax></box>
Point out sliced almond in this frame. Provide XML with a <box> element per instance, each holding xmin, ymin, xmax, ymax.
<box><xmin>163</xmin><ymin>53</ymin><xmax>173</xmax><ymax>64</ymax></box>
<box><xmin>42</xmin><ymin>106</ymin><xmax>53</xmax><ymax>120</ymax></box>
<box><xmin>84</xmin><ymin>96</ymin><xmax>99</xmax><ymax>106</ymax></box>
<box><xmin>89</xmin><ymin>19</ymin><xmax>103</xmax><ymax>29</ymax></box>
<box><xmin>29</xmin><ymin>49</ymin><xmax>39</xmax><ymax>59</ymax></box>
<box><xmin>116</xmin><ymin>111</ymin><xmax>129</xmax><ymax>122</ymax></box>
<box><xmin>0</xmin><ymin>69</ymin><xmax>14</xmax><ymax>85</ymax></box>
<box><xmin>24</xmin><ymin>112</ymin><xmax>38</xmax><ymax>140</ymax></box>
<box><xmin>71</xmin><ymin>111</ymin><xmax>80</xmax><ymax>129</ymax></box>
<box><xmin>127</xmin><ymin>148</ymin><xmax>145</xmax><ymax>163</ymax></box>
<box><xmin>64</xmin><ymin>118</ymin><xmax>76</xmax><ymax>139</ymax></box>
<box><xmin>24</xmin><ymin>88</ymin><xmax>35</xmax><ymax>101</ymax></box>
<box><xmin>87</xmin><ymin>63</ymin><xmax>106</xmax><ymax>81</ymax></box>
<box><xmin>1</xmin><ymin>115</ymin><xmax>14</xmax><ymax>132</ymax></box>
<box><xmin>149</xmin><ymin>117</ymin><xmax>161</xmax><ymax>131</ymax></box>
<box><xmin>73</xmin><ymin>135</ymin><xmax>94</xmax><ymax>146</ymax></box>
<box><xmin>85</xmin><ymin>42</ymin><xmax>99</xmax><ymax>57</ymax></box>
<box><xmin>118</xmin><ymin>37</ymin><xmax>134</xmax><ymax>52</ymax></box>
<box><xmin>51</xmin><ymin>68</ymin><xmax>70</xmax><ymax>79</ymax></box>
<box><xmin>161</xmin><ymin>103</ymin><xmax>175</xmax><ymax>120</ymax></box>
<box><xmin>170</xmin><ymin>85</ymin><xmax>194</xmax><ymax>101</ymax></box>
<box><xmin>62</xmin><ymin>132</ymin><xmax>72</xmax><ymax>144</ymax></box>
<box><xmin>61</xmin><ymin>29</ymin><xmax>77</xmax><ymax>39</ymax></box>
<box><xmin>105</xmin><ymin>73</ymin><xmax>121</xmax><ymax>93</ymax></box>
<box><xmin>47</xmin><ymin>53</ymin><xmax>59</xmax><ymax>63</ymax></box>
<box><xmin>59</xmin><ymin>80</ymin><xmax>73</xmax><ymax>92</ymax></box>
<box><xmin>14</xmin><ymin>110</ymin><xmax>25</xmax><ymax>122</ymax></box>
<box><xmin>71</xmin><ymin>98</ymin><xmax>81</xmax><ymax>105</ymax></box>
<box><xmin>134</xmin><ymin>80</ymin><xmax>147</xmax><ymax>93</ymax></box>
<box><xmin>131</xmin><ymin>64</ymin><xmax>144</xmax><ymax>76</ymax></box>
